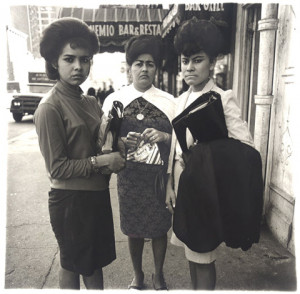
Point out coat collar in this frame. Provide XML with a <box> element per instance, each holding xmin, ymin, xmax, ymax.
<box><xmin>167</xmin><ymin>78</ymin><xmax>215</xmax><ymax>174</ymax></box>
<box><xmin>176</xmin><ymin>78</ymin><xmax>214</xmax><ymax>115</ymax></box>
<box><xmin>105</xmin><ymin>84</ymin><xmax>175</xmax><ymax>122</ymax></box>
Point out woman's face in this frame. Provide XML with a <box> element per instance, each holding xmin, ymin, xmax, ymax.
<box><xmin>55</xmin><ymin>43</ymin><xmax>91</xmax><ymax>87</ymax></box>
<box><xmin>130</xmin><ymin>54</ymin><xmax>157</xmax><ymax>92</ymax></box>
<box><xmin>181</xmin><ymin>50</ymin><xmax>215</xmax><ymax>92</ymax></box>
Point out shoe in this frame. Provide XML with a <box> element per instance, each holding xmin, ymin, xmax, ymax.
<box><xmin>128</xmin><ymin>274</ymin><xmax>144</xmax><ymax>290</ymax></box>
<box><xmin>152</xmin><ymin>273</ymin><xmax>168</xmax><ymax>291</ymax></box>
<box><xmin>128</xmin><ymin>284</ymin><xmax>143</xmax><ymax>290</ymax></box>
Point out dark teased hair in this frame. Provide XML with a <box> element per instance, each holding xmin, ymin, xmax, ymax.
<box><xmin>125</xmin><ymin>35</ymin><xmax>163</xmax><ymax>67</ymax></box>
<box><xmin>87</xmin><ymin>87</ymin><xmax>96</xmax><ymax>96</ymax></box>
<box><xmin>39</xmin><ymin>17</ymin><xmax>99</xmax><ymax>80</ymax></box>
<box><xmin>174</xmin><ymin>17</ymin><xmax>225</xmax><ymax>60</ymax></box>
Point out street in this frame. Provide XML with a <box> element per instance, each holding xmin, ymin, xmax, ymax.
<box><xmin>7</xmin><ymin>114</ymin><xmax>36</xmax><ymax>140</ymax></box>
<box><xmin>3</xmin><ymin>109</ymin><xmax>297</xmax><ymax>291</ymax></box>
<box><xmin>5</xmin><ymin>112</ymin><xmax>58</xmax><ymax>289</ymax></box>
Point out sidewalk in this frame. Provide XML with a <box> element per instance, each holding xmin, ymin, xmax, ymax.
<box><xmin>101</xmin><ymin>175</ymin><xmax>297</xmax><ymax>291</ymax></box>
<box><xmin>5</xmin><ymin>171</ymin><xmax>296</xmax><ymax>291</ymax></box>
<box><xmin>4</xmin><ymin>129</ymin><xmax>296</xmax><ymax>291</ymax></box>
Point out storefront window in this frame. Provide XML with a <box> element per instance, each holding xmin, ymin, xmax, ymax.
<box><xmin>233</xmin><ymin>4</ymin><xmax>261</xmax><ymax>136</ymax></box>
<box><xmin>213</xmin><ymin>54</ymin><xmax>231</xmax><ymax>90</ymax></box>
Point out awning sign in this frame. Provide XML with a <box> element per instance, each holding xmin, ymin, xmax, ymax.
<box><xmin>89</xmin><ymin>22</ymin><xmax>162</xmax><ymax>38</ymax></box>
<box><xmin>162</xmin><ymin>3</ymin><xmax>234</xmax><ymax>38</ymax></box>
<box><xmin>185</xmin><ymin>3</ymin><xmax>225</xmax><ymax>12</ymax></box>
<box><xmin>59</xmin><ymin>6</ymin><xmax>167</xmax><ymax>52</ymax></box>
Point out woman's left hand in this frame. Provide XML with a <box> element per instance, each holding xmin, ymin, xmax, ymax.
<box><xmin>142</xmin><ymin>128</ymin><xmax>168</xmax><ymax>144</ymax></box>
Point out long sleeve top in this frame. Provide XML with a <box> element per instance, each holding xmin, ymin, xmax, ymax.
<box><xmin>34</xmin><ymin>80</ymin><xmax>109</xmax><ymax>191</ymax></box>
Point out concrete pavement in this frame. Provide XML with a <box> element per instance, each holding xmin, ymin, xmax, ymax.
<box><xmin>45</xmin><ymin>175</ymin><xmax>297</xmax><ymax>291</ymax></box>
<box><xmin>4</xmin><ymin>125</ymin><xmax>297</xmax><ymax>291</ymax></box>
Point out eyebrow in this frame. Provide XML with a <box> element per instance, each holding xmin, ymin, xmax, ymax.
<box><xmin>182</xmin><ymin>55</ymin><xmax>205</xmax><ymax>59</ymax></box>
<box><xmin>135</xmin><ymin>59</ymin><xmax>154</xmax><ymax>63</ymax></box>
<box><xmin>63</xmin><ymin>54</ymin><xmax>90</xmax><ymax>58</ymax></box>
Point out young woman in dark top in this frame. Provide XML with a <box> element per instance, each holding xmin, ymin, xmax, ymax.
<box><xmin>34</xmin><ymin>17</ymin><xmax>125</xmax><ymax>289</ymax></box>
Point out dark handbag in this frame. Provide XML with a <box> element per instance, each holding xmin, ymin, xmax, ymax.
<box><xmin>100</xmin><ymin>101</ymin><xmax>124</xmax><ymax>153</ymax></box>
<box><xmin>109</xmin><ymin>100</ymin><xmax>124</xmax><ymax>151</ymax></box>
<box><xmin>172</xmin><ymin>91</ymin><xmax>228</xmax><ymax>153</ymax></box>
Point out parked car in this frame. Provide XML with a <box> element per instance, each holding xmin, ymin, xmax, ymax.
<box><xmin>10</xmin><ymin>72</ymin><xmax>54</xmax><ymax>122</ymax></box>
<box><xmin>10</xmin><ymin>81</ymin><xmax>54</xmax><ymax>122</ymax></box>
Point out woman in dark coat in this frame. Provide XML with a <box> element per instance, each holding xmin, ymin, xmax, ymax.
<box><xmin>166</xmin><ymin>18</ymin><xmax>256</xmax><ymax>290</ymax></box>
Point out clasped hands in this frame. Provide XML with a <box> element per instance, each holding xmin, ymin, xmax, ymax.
<box><xmin>95</xmin><ymin>138</ymin><xmax>126</xmax><ymax>175</ymax></box>
<box><xmin>124</xmin><ymin>128</ymin><xmax>168</xmax><ymax>151</ymax></box>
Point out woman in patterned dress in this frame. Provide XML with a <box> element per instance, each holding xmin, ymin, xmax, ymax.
<box><xmin>103</xmin><ymin>35</ymin><xmax>176</xmax><ymax>290</ymax></box>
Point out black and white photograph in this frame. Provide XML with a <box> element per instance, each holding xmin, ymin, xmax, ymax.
<box><xmin>0</xmin><ymin>0</ymin><xmax>298</xmax><ymax>292</ymax></box>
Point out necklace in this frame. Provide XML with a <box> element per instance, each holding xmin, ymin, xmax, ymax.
<box><xmin>136</xmin><ymin>99</ymin><xmax>149</xmax><ymax>120</ymax></box>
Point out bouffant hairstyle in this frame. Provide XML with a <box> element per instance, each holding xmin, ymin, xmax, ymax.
<box><xmin>174</xmin><ymin>17</ymin><xmax>225</xmax><ymax>61</ymax></box>
<box><xmin>125</xmin><ymin>35</ymin><xmax>163</xmax><ymax>67</ymax></box>
<box><xmin>40</xmin><ymin>17</ymin><xmax>99</xmax><ymax>80</ymax></box>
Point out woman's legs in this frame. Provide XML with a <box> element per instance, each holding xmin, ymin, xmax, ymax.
<box><xmin>59</xmin><ymin>266</ymin><xmax>80</xmax><ymax>289</ymax></box>
<box><xmin>59</xmin><ymin>266</ymin><xmax>104</xmax><ymax>290</ymax></box>
<box><xmin>82</xmin><ymin>268</ymin><xmax>104</xmax><ymax>289</ymax></box>
<box><xmin>152</xmin><ymin>234</ymin><xmax>168</xmax><ymax>288</ymax></box>
<box><xmin>128</xmin><ymin>236</ymin><xmax>145</xmax><ymax>287</ymax></box>
<box><xmin>188</xmin><ymin>261</ymin><xmax>216</xmax><ymax>290</ymax></box>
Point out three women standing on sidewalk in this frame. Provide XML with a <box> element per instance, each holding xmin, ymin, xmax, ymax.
<box><xmin>103</xmin><ymin>35</ymin><xmax>176</xmax><ymax>290</ymax></box>
<box><xmin>35</xmin><ymin>14</ymin><xmax>259</xmax><ymax>291</ymax></box>
<box><xmin>34</xmin><ymin>17</ymin><xmax>125</xmax><ymax>289</ymax></box>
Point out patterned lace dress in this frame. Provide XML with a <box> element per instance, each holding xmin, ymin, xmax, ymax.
<box><xmin>117</xmin><ymin>97</ymin><xmax>172</xmax><ymax>238</ymax></box>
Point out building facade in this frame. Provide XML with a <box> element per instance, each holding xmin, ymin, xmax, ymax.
<box><xmin>9</xmin><ymin>5</ymin><xmax>59</xmax><ymax>58</ymax></box>
<box><xmin>232</xmin><ymin>3</ymin><xmax>296</xmax><ymax>255</ymax></box>
<box><xmin>7</xmin><ymin>5</ymin><xmax>60</xmax><ymax>91</ymax></box>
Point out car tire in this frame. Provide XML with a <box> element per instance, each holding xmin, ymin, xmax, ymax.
<box><xmin>13</xmin><ymin>113</ymin><xmax>23</xmax><ymax>122</ymax></box>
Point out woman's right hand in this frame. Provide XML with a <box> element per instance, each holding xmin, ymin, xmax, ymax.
<box><xmin>165</xmin><ymin>175</ymin><xmax>176</xmax><ymax>214</ymax></box>
<box><xmin>96</xmin><ymin>152</ymin><xmax>125</xmax><ymax>174</ymax></box>
<box><xmin>122</xmin><ymin>132</ymin><xmax>142</xmax><ymax>150</ymax></box>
